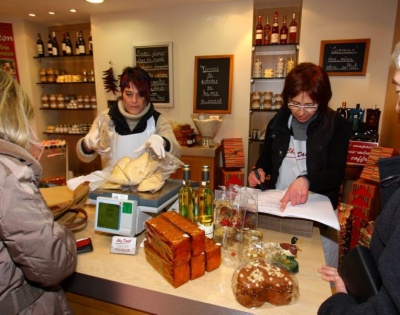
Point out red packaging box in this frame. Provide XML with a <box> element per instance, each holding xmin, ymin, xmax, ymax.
<box><xmin>219</xmin><ymin>168</ymin><xmax>244</xmax><ymax>188</ymax></box>
<box><xmin>221</xmin><ymin>138</ymin><xmax>245</xmax><ymax>169</ymax></box>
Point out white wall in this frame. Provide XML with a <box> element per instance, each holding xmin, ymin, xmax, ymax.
<box><xmin>299</xmin><ymin>0</ymin><xmax>397</xmax><ymax>111</ymax></box>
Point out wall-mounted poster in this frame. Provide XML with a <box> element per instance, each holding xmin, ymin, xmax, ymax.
<box><xmin>0</xmin><ymin>22</ymin><xmax>19</xmax><ymax>82</ymax></box>
<box><xmin>133</xmin><ymin>42</ymin><xmax>173</xmax><ymax>108</ymax></box>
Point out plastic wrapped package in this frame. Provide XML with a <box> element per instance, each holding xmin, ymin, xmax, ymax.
<box><xmin>232</xmin><ymin>258</ymin><xmax>299</xmax><ymax>308</ymax></box>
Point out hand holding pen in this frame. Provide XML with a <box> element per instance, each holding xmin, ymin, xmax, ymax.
<box><xmin>252</xmin><ymin>166</ymin><xmax>266</xmax><ymax>191</ymax></box>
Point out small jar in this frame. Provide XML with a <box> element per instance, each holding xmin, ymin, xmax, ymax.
<box><xmin>253</xmin><ymin>59</ymin><xmax>262</xmax><ymax>78</ymax></box>
<box><xmin>263</xmin><ymin>100</ymin><xmax>272</xmax><ymax>110</ymax></box>
<box><xmin>276</xmin><ymin>57</ymin><xmax>285</xmax><ymax>78</ymax></box>
<box><xmin>263</xmin><ymin>91</ymin><xmax>273</xmax><ymax>101</ymax></box>
<box><xmin>251</xmin><ymin>100</ymin><xmax>261</xmax><ymax>109</ymax></box>
<box><xmin>251</xmin><ymin>91</ymin><xmax>261</xmax><ymax>101</ymax></box>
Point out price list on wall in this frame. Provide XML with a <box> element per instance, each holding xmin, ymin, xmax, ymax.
<box><xmin>194</xmin><ymin>55</ymin><xmax>233</xmax><ymax>113</ymax></box>
<box><xmin>134</xmin><ymin>44</ymin><xmax>172</xmax><ymax>105</ymax></box>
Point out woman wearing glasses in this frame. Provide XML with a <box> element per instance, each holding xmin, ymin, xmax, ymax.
<box><xmin>248</xmin><ymin>62</ymin><xmax>350</xmax><ymax>267</ymax></box>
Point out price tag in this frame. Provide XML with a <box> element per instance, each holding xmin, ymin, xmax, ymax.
<box><xmin>111</xmin><ymin>236</ymin><xmax>137</xmax><ymax>255</ymax></box>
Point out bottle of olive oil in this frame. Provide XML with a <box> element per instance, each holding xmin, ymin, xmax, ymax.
<box><xmin>179</xmin><ymin>165</ymin><xmax>195</xmax><ymax>221</ymax></box>
<box><xmin>198</xmin><ymin>165</ymin><xmax>214</xmax><ymax>238</ymax></box>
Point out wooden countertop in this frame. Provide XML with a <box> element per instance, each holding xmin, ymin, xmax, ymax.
<box><xmin>41</xmin><ymin>186</ymin><xmax>332</xmax><ymax>315</ymax></box>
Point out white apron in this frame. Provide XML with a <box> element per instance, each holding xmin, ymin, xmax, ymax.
<box><xmin>110</xmin><ymin>116</ymin><xmax>156</xmax><ymax>165</ymax></box>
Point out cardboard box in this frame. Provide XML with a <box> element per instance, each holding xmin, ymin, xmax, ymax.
<box><xmin>360</xmin><ymin>146</ymin><xmax>398</xmax><ymax>183</ymax></box>
<box><xmin>221</xmin><ymin>138</ymin><xmax>245</xmax><ymax>169</ymax></box>
<box><xmin>348</xmin><ymin>179</ymin><xmax>380</xmax><ymax>219</ymax></box>
<box><xmin>258</xmin><ymin>213</ymin><xmax>314</xmax><ymax>238</ymax></box>
<box><xmin>219</xmin><ymin>168</ymin><xmax>244</xmax><ymax>188</ymax></box>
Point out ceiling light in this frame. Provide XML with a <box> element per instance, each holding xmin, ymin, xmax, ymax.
<box><xmin>48</xmin><ymin>12</ymin><xmax>55</xmax><ymax>15</ymax></box>
<box><xmin>28</xmin><ymin>13</ymin><xmax>36</xmax><ymax>17</ymax></box>
<box><xmin>70</xmin><ymin>9</ymin><xmax>77</xmax><ymax>13</ymax></box>
<box><xmin>86</xmin><ymin>0</ymin><xmax>104</xmax><ymax>3</ymax></box>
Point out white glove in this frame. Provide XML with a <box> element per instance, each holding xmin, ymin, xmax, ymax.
<box><xmin>134</xmin><ymin>134</ymin><xmax>165</xmax><ymax>159</ymax></box>
<box><xmin>83</xmin><ymin>128</ymin><xmax>110</xmax><ymax>154</ymax></box>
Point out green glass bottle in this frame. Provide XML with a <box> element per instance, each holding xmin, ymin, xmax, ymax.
<box><xmin>178</xmin><ymin>165</ymin><xmax>195</xmax><ymax>221</ymax></box>
<box><xmin>198</xmin><ymin>165</ymin><xmax>214</xmax><ymax>238</ymax></box>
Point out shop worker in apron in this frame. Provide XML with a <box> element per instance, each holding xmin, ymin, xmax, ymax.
<box><xmin>248</xmin><ymin>62</ymin><xmax>350</xmax><ymax>268</ymax></box>
<box><xmin>0</xmin><ymin>69</ymin><xmax>77</xmax><ymax>314</ymax></box>
<box><xmin>77</xmin><ymin>66</ymin><xmax>180</xmax><ymax>167</ymax></box>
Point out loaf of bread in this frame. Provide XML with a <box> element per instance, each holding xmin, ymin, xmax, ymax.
<box><xmin>233</xmin><ymin>259</ymin><xmax>297</xmax><ymax>308</ymax></box>
<box><xmin>190</xmin><ymin>253</ymin><xmax>205</xmax><ymax>280</ymax></box>
<box><xmin>144</xmin><ymin>240</ymin><xmax>190</xmax><ymax>288</ymax></box>
<box><xmin>161</xmin><ymin>211</ymin><xmax>205</xmax><ymax>256</ymax></box>
<box><xmin>204</xmin><ymin>237</ymin><xmax>221</xmax><ymax>272</ymax></box>
<box><xmin>145</xmin><ymin>216</ymin><xmax>191</xmax><ymax>266</ymax></box>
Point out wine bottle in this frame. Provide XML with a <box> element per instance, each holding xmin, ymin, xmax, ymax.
<box><xmin>263</xmin><ymin>16</ymin><xmax>271</xmax><ymax>45</ymax></box>
<box><xmin>365</xmin><ymin>104</ymin><xmax>381</xmax><ymax>132</ymax></box>
<box><xmin>65</xmin><ymin>32</ymin><xmax>73</xmax><ymax>56</ymax></box>
<box><xmin>61</xmin><ymin>33</ymin><xmax>67</xmax><ymax>56</ymax></box>
<box><xmin>352</xmin><ymin>103</ymin><xmax>361</xmax><ymax>133</ymax></box>
<box><xmin>255</xmin><ymin>15</ymin><xmax>263</xmax><ymax>46</ymax></box>
<box><xmin>270</xmin><ymin>11</ymin><xmax>279</xmax><ymax>45</ymax></box>
<box><xmin>78</xmin><ymin>31</ymin><xmax>86</xmax><ymax>55</ymax></box>
<box><xmin>36</xmin><ymin>33</ymin><xmax>44</xmax><ymax>57</ymax></box>
<box><xmin>51</xmin><ymin>31</ymin><xmax>59</xmax><ymax>56</ymax></box>
<box><xmin>178</xmin><ymin>165</ymin><xmax>195</xmax><ymax>221</ymax></box>
<box><xmin>47</xmin><ymin>33</ymin><xmax>53</xmax><ymax>57</ymax></box>
<box><xmin>289</xmin><ymin>13</ymin><xmax>298</xmax><ymax>44</ymax></box>
<box><xmin>75</xmin><ymin>32</ymin><xmax>80</xmax><ymax>55</ymax></box>
<box><xmin>89</xmin><ymin>31</ymin><xmax>93</xmax><ymax>55</ymax></box>
<box><xmin>197</xmin><ymin>165</ymin><xmax>214</xmax><ymax>239</ymax></box>
<box><xmin>279</xmin><ymin>15</ymin><xmax>288</xmax><ymax>44</ymax></box>
<box><xmin>337</xmin><ymin>101</ymin><xmax>349</xmax><ymax>121</ymax></box>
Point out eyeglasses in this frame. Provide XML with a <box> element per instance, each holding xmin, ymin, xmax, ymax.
<box><xmin>288</xmin><ymin>102</ymin><xmax>319</xmax><ymax>112</ymax></box>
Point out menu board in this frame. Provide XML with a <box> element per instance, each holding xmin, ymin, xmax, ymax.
<box><xmin>319</xmin><ymin>39</ymin><xmax>370</xmax><ymax>76</ymax></box>
<box><xmin>193</xmin><ymin>55</ymin><xmax>233</xmax><ymax>114</ymax></box>
<box><xmin>133</xmin><ymin>42</ymin><xmax>173</xmax><ymax>108</ymax></box>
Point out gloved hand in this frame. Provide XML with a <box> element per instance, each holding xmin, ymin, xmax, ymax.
<box><xmin>134</xmin><ymin>134</ymin><xmax>165</xmax><ymax>159</ymax></box>
<box><xmin>83</xmin><ymin>128</ymin><xmax>110</xmax><ymax>154</ymax></box>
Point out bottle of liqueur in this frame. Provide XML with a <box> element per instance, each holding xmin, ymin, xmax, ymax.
<box><xmin>75</xmin><ymin>32</ymin><xmax>80</xmax><ymax>55</ymax></box>
<box><xmin>337</xmin><ymin>101</ymin><xmax>349</xmax><ymax>121</ymax></box>
<box><xmin>47</xmin><ymin>33</ymin><xmax>53</xmax><ymax>56</ymax></box>
<box><xmin>255</xmin><ymin>15</ymin><xmax>263</xmax><ymax>46</ymax></box>
<box><xmin>178</xmin><ymin>165</ymin><xmax>195</xmax><ymax>221</ymax></box>
<box><xmin>51</xmin><ymin>31</ymin><xmax>59</xmax><ymax>56</ymax></box>
<box><xmin>36</xmin><ymin>33</ymin><xmax>44</xmax><ymax>57</ymax></box>
<box><xmin>270</xmin><ymin>11</ymin><xmax>279</xmax><ymax>45</ymax></box>
<box><xmin>351</xmin><ymin>103</ymin><xmax>362</xmax><ymax>134</ymax></box>
<box><xmin>288</xmin><ymin>13</ymin><xmax>298</xmax><ymax>44</ymax></box>
<box><xmin>279</xmin><ymin>15</ymin><xmax>288</xmax><ymax>44</ymax></box>
<box><xmin>61</xmin><ymin>33</ymin><xmax>67</xmax><ymax>56</ymax></box>
<box><xmin>78</xmin><ymin>31</ymin><xmax>86</xmax><ymax>55</ymax></box>
<box><xmin>65</xmin><ymin>32</ymin><xmax>73</xmax><ymax>56</ymax></box>
<box><xmin>365</xmin><ymin>104</ymin><xmax>381</xmax><ymax>132</ymax></box>
<box><xmin>88</xmin><ymin>31</ymin><xmax>93</xmax><ymax>55</ymax></box>
<box><xmin>263</xmin><ymin>16</ymin><xmax>271</xmax><ymax>45</ymax></box>
<box><xmin>198</xmin><ymin>165</ymin><xmax>214</xmax><ymax>239</ymax></box>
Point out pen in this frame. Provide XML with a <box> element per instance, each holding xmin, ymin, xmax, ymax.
<box><xmin>252</xmin><ymin>166</ymin><xmax>266</xmax><ymax>191</ymax></box>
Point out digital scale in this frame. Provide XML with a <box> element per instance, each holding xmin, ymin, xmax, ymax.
<box><xmin>90</xmin><ymin>180</ymin><xmax>182</xmax><ymax>237</ymax></box>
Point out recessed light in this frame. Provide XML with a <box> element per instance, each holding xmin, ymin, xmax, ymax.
<box><xmin>28</xmin><ymin>13</ymin><xmax>36</xmax><ymax>17</ymax></box>
<box><xmin>86</xmin><ymin>0</ymin><xmax>104</xmax><ymax>3</ymax></box>
<box><xmin>70</xmin><ymin>9</ymin><xmax>77</xmax><ymax>13</ymax></box>
<box><xmin>48</xmin><ymin>12</ymin><xmax>55</xmax><ymax>15</ymax></box>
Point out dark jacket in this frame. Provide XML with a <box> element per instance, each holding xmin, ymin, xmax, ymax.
<box><xmin>318</xmin><ymin>161</ymin><xmax>400</xmax><ymax>314</ymax></box>
<box><xmin>255</xmin><ymin>106</ymin><xmax>350</xmax><ymax>209</ymax></box>
<box><xmin>0</xmin><ymin>139</ymin><xmax>77</xmax><ymax>314</ymax></box>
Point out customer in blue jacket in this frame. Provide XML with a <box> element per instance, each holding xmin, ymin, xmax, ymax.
<box><xmin>248</xmin><ymin>62</ymin><xmax>350</xmax><ymax>267</ymax></box>
<box><xmin>317</xmin><ymin>42</ymin><xmax>400</xmax><ymax>315</ymax></box>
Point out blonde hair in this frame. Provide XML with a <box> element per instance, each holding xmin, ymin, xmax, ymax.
<box><xmin>0</xmin><ymin>69</ymin><xmax>34</xmax><ymax>149</ymax></box>
<box><xmin>391</xmin><ymin>41</ymin><xmax>400</xmax><ymax>70</ymax></box>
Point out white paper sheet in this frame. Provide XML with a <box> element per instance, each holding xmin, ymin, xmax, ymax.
<box><xmin>257</xmin><ymin>190</ymin><xmax>340</xmax><ymax>230</ymax></box>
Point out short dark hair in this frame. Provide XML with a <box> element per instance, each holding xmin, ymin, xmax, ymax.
<box><xmin>119</xmin><ymin>66</ymin><xmax>151</xmax><ymax>102</ymax></box>
<box><xmin>282</xmin><ymin>62</ymin><xmax>332</xmax><ymax>112</ymax></box>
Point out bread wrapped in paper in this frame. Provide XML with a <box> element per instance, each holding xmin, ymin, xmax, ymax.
<box><xmin>124</xmin><ymin>152</ymin><xmax>151</xmax><ymax>185</ymax></box>
<box><xmin>110</xmin><ymin>156</ymin><xmax>130</xmax><ymax>183</ymax></box>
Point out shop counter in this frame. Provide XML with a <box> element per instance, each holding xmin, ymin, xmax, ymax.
<box><xmin>41</xmin><ymin>186</ymin><xmax>332</xmax><ymax>315</ymax></box>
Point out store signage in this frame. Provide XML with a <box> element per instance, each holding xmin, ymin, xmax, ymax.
<box><xmin>347</xmin><ymin>140</ymin><xmax>378</xmax><ymax>165</ymax></box>
<box><xmin>0</xmin><ymin>22</ymin><xmax>19</xmax><ymax>82</ymax></box>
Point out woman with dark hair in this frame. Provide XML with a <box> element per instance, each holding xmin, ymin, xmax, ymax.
<box><xmin>77</xmin><ymin>66</ymin><xmax>180</xmax><ymax>167</ymax></box>
<box><xmin>248</xmin><ymin>62</ymin><xmax>350</xmax><ymax>267</ymax></box>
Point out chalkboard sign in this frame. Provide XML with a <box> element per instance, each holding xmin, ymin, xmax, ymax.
<box><xmin>319</xmin><ymin>39</ymin><xmax>370</xmax><ymax>76</ymax></box>
<box><xmin>193</xmin><ymin>55</ymin><xmax>233</xmax><ymax>114</ymax></box>
<box><xmin>133</xmin><ymin>42</ymin><xmax>173</xmax><ymax>108</ymax></box>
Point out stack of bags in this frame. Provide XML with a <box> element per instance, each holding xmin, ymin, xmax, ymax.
<box><xmin>144</xmin><ymin>211</ymin><xmax>221</xmax><ymax>288</ymax></box>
